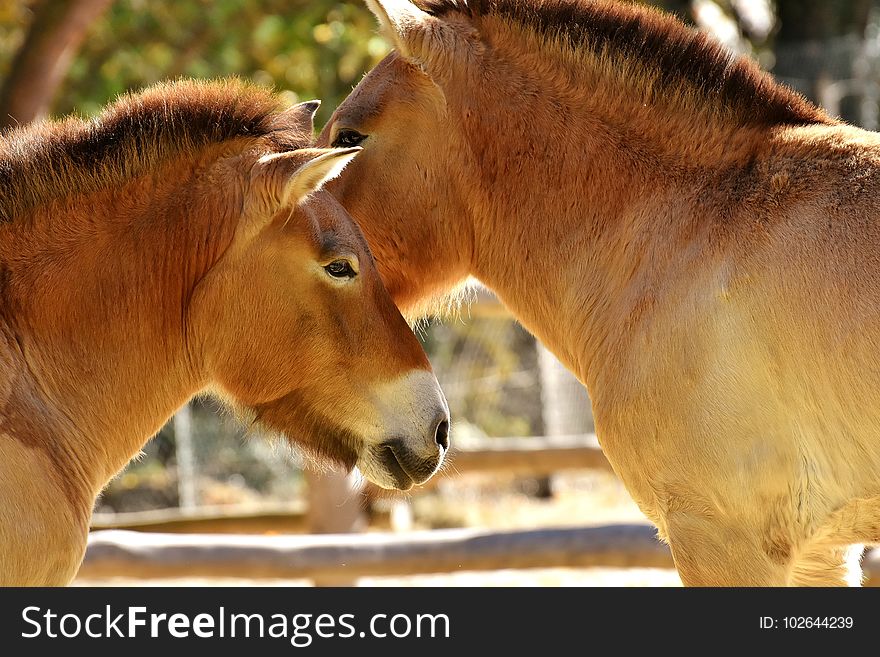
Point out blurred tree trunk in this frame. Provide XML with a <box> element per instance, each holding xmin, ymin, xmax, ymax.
<box><xmin>0</xmin><ymin>0</ymin><xmax>112</xmax><ymax>130</ymax></box>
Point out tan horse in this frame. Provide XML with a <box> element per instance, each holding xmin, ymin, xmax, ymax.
<box><xmin>319</xmin><ymin>0</ymin><xmax>880</xmax><ymax>586</ymax></box>
<box><xmin>0</xmin><ymin>79</ymin><xmax>450</xmax><ymax>585</ymax></box>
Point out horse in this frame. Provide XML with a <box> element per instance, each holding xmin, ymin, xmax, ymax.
<box><xmin>0</xmin><ymin>79</ymin><xmax>450</xmax><ymax>585</ymax></box>
<box><xmin>318</xmin><ymin>0</ymin><xmax>880</xmax><ymax>586</ymax></box>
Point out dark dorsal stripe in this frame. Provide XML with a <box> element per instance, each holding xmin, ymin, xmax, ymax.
<box><xmin>418</xmin><ymin>0</ymin><xmax>831</xmax><ymax>127</ymax></box>
<box><xmin>0</xmin><ymin>79</ymin><xmax>308</xmax><ymax>223</ymax></box>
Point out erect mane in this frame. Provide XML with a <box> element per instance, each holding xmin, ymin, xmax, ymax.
<box><xmin>0</xmin><ymin>79</ymin><xmax>309</xmax><ymax>223</ymax></box>
<box><xmin>417</xmin><ymin>0</ymin><xmax>831</xmax><ymax>127</ymax></box>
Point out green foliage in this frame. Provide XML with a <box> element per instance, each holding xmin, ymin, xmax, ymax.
<box><xmin>0</xmin><ymin>2</ymin><xmax>27</xmax><ymax>82</ymax></box>
<box><xmin>3</xmin><ymin>0</ymin><xmax>389</xmax><ymax>127</ymax></box>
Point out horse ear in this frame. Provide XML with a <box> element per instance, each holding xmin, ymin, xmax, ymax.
<box><xmin>366</xmin><ymin>0</ymin><xmax>454</xmax><ymax>64</ymax></box>
<box><xmin>250</xmin><ymin>147</ymin><xmax>361</xmax><ymax>211</ymax></box>
<box><xmin>270</xmin><ymin>99</ymin><xmax>322</xmax><ymax>134</ymax></box>
<box><xmin>291</xmin><ymin>99</ymin><xmax>321</xmax><ymax>132</ymax></box>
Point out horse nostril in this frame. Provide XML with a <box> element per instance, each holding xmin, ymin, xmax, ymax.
<box><xmin>434</xmin><ymin>418</ymin><xmax>450</xmax><ymax>451</ymax></box>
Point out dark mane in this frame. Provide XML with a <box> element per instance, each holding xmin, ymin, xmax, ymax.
<box><xmin>0</xmin><ymin>79</ymin><xmax>308</xmax><ymax>223</ymax></box>
<box><xmin>418</xmin><ymin>0</ymin><xmax>831</xmax><ymax>127</ymax></box>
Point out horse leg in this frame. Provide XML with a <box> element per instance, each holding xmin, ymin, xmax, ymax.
<box><xmin>788</xmin><ymin>542</ymin><xmax>863</xmax><ymax>586</ymax></box>
<box><xmin>664</xmin><ymin>512</ymin><xmax>789</xmax><ymax>586</ymax></box>
<box><xmin>0</xmin><ymin>434</ymin><xmax>90</xmax><ymax>585</ymax></box>
<box><xmin>785</xmin><ymin>494</ymin><xmax>880</xmax><ymax>586</ymax></box>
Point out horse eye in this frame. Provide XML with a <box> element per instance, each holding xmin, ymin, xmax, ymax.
<box><xmin>332</xmin><ymin>129</ymin><xmax>367</xmax><ymax>148</ymax></box>
<box><xmin>324</xmin><ymin>260</ymin><xmax>357</xmax><ymax>279</ymax></box>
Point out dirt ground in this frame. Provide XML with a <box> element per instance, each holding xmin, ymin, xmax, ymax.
<box><xmin>74</xmin><ymin>470</ymin><xmax>683</xmax><ymax>587</ymax></box>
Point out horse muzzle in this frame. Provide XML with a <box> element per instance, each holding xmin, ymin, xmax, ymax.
<box><xmin>358</xmin><ymin>412</ymin><xmax>449</xmax><ymax>490</ymax></box>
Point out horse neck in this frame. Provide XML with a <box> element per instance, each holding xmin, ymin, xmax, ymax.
<box><xmin>461</xmin><ymin>48</ymin><xmax>774</xmax><ymax>389</ymax></box>
<box><xmin>0</xmin><ymin>160</ymin><xmax>229</xmax><ymax>498</ymax></box>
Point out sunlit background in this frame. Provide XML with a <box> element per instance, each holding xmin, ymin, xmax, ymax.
<box><xmin>4</xmin><ymin>0</ymin><xmax>880</xmax><ymax>586</ymax></box>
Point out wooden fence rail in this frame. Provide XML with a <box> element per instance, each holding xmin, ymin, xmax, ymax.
<box><xmin>80</xmin><ymin>524</ymin><xmax>672</xmax><ymax>580</ymax></box>
<box><xmin>91</xmin><ymin>503</ymin><xmax>310</xmax><ymax>534</ymax></box>
<box><xmin>79</xmin><ymin>526</ymin><xmax>880</xmax><ymax>585</ymax></box>
<box><xmin>90</xmin><ymin>503</ymin><xmax>395</xmax><ymax>535</ymax></box>
<box><xmin>432</xmin><ymin>434</ymin><xmax>612</xmax><ymax>482</ymax></box>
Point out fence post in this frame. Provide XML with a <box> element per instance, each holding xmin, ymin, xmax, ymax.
<box><xmin>536</xmin><ymin>343</ymin><xmax>594</xmax><ymax>436</ymax></box>
<box><xmin>305</xmin><ymin>469</ymin><xmax>365</xmax><ymax>586</ymax></box>
<box><xmin>535</xmin><ymin>342</ymin><xmax>593</xmax><ymax>496</ymax></box>
<box><xmin>174</xmin><ymin>403</ymin><xmax>198</xmax><ymax>512</ymax></box>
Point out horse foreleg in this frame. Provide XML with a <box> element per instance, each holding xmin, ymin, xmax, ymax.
<box><xmin>0</xmin><ymin>435</ymin><xmax>90</xmax><ymax>585</ymax></box>
<box><xmin>664</xmin><ymin>512</ymin><xmax>789</xmax><ymax>586</ymax></box>
<box><xmin>784</xmin><ymin>493</ymin><xmax>880</xmax><ymax>586</ymax></box>
<box><xmin>788</xmin><ymin>542</ymin><xmax>863</xmax><ymax>586</ymax></box>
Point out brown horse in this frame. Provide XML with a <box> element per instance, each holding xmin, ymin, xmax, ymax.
<box><xmin>0</xmin><ymin>79</ymin><xmax>450</xmax><ymax>585</ymax></box>
<box><xmin>319</xmin><ymin>0</ymin><xmax>880</xmax><ymax>586</ymax></box>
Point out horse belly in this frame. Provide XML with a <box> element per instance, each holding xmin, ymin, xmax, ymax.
<box><xmin>598</xmin><ymin>297</ymin><xmax>880</xmax><ymax>542</ymax></box>
<box><xmin>604</xmin><ymin>371</ymin><xmax>880</xmax><ymax>563</ymax></box>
